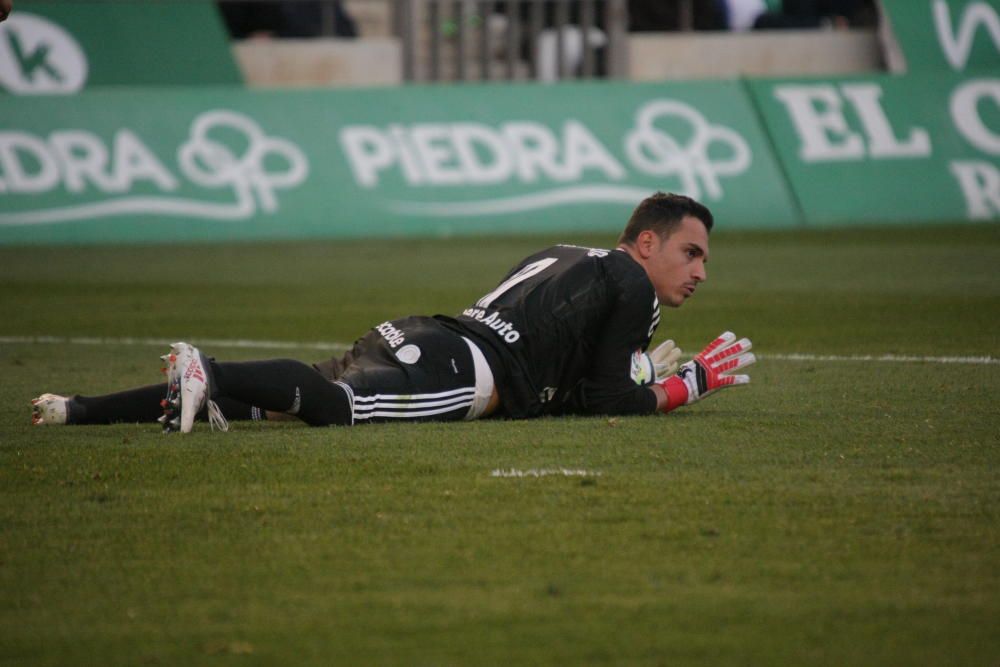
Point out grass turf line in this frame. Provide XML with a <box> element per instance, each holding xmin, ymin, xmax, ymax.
<box><xmin>1</xmin><ymin>224</ymin><xmax>998</xmax><ymax>665</ymax></box>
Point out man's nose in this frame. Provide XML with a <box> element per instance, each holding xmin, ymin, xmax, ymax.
<box><xmin>693</xmin><ymin>262</ymin><xmax>707</xmax><ymax>282</ymax></box>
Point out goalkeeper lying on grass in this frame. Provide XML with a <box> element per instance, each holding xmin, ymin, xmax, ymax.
<box><xmin>32</xmin><ymin>192</ymin><xmax>755</xmax><ymax>432</ymax></box>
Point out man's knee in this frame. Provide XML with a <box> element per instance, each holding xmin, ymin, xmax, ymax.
<box><xmin>295</xmin><ymin>379</ymin><xmax>354</xmax><ymax>427</ymax></box>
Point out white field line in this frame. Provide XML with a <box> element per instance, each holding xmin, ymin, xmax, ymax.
<box><xmin>0</xmin><ymin>335</ymin><xmax>996</xmax><ymax>365</ymax></box>
<box><xmin>0</xmin><ymin>335</ymin><xmax>351</xmax><ymax>352</ymax></box>
<box><xmin>491</xmin><ymin>468</ymin><xmax>602</xmax><ymax>478</ymax></box>
<box><xmin>759</xmin><ymin>353</ymin><xmax>998</xmax><ymax>365</ymax></box>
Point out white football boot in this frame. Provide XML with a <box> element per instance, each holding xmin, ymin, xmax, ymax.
<box><xmin>31</xmin><ymin>393</ymin><xmax>70</xmax><ymax>425</ymax></box>
<box><xmin>159</xmin><ymin>342</ymin><xmax>228</xmax><ymax>434</ymax></box>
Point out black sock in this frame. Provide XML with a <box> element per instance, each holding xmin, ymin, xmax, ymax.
<box><xmin>212</xmin><ymin>396</ymin><xmax>270</xmax><ymax>423</ymax></box>
<box><xmin>73</xmin><ymin>384</ymin><xmax>267</xmax><ymax>425</ymax></box>
<box><xmin>73</xmin><ymin>384</ymin><xmax>164</xmax><ymax>424</ymax></box>
<box><xmin>211</xmin><ymin>359</ymin><xmax>353</xmax><ymax>426</ymax></box>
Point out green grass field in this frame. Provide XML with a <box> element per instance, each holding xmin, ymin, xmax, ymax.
<box><xmin>1</xmin><ymin>225</ymin><xmax>998</xmax><ymax>666</ymax></box>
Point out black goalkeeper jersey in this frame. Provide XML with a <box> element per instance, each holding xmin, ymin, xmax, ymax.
<box><xmin>437</xmin><ymin>244</ymin><xmax>661</xmax><ymax>419</ymax></box>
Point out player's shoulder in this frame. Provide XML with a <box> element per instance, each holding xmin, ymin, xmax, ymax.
<box><xmin>519</xmin><ymin>244</ymin><xmax>645</xmax><ymax>281</ymax></box>
<box><xmin>527</xmin><ymin>243</ymin><xmax>627</xmax><ymax>266</ymax></box>
<box><xmin>521</xmin><ymin>243</ymin><xmax>605</xmax><ymax>260</ymax></box>
<box><xmin>538</xmin><ymin>244</ymin><xmax>646</xmax><ymax>280</ymax></box>
<box><xmin>596</xmin><ymin>246</ymin><xmax>650</xmax><ymax>283</ymax></box>
<box><xmin>508</xmin><ymin>244</ymin><xmax>603</xmax><ymax>272</ymax></box>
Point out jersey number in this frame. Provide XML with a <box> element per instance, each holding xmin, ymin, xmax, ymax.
<box><xmin>476</xmin><ymin>257</ymin><xmax>558</xmax><ymax>309</ymax></box>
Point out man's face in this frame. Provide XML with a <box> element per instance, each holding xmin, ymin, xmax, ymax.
<box><xmin>638</xmin><ymin>216</ymin><xmax>709</xmax><ymax>308</ymax></box>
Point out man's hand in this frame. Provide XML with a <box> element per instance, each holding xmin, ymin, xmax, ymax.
<box><xmin>657</xmin><ymin>331</ymin><xmax>755</xmax><ymax>412</ymax></box>
<box><xmin>649</xmin><ymin>339</ymin><xmax>682</xmax><ymax>380</ymax></box>
<box><xmin>0</xmin><ymin>0</ymin><xmax>12</xmax><ymax>23</ymax></box>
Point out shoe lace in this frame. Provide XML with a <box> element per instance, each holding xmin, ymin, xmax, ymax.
<box><xmin>206</xmin><ymin>399</ymin><xmax>230</xmax><ymax>432</ymax></box>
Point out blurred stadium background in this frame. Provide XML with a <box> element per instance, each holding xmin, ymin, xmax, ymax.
<box><xmin>0</xmin><ymin>0</ymin><xmax>1000</xmax><ymax>243</ymax></box>
<box><xmin>1</xmin><ymin>1</ymin><xmax>998</xmax><ymax>664</ymax></box>
<box><xmin>1</xmin><ymin>0</ymin><xmax>996</xmax><ymax>242</ymax></box>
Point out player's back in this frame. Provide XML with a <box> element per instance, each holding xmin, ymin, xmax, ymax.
<box><xmin>440</xmin><ymin>244</ymin><xmax>658</xmax><ymax>418</ymax></box>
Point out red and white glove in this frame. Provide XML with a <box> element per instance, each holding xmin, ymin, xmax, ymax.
<box><xmin>658</xmin><ymin>331</ymin><xmax>755</xmax><ymax>413</ymax></box>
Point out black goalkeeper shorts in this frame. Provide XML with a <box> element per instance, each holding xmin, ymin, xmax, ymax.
<box><xmin>320</xmin><ymin>316</ymin><xmax>493</xmax><ymax>424</ymax></box>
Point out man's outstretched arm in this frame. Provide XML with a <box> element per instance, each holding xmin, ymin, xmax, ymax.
<box><xmin>652</xmin><ymin>331</ymin><xmax>756</xmax><ymax>412</ymax></box>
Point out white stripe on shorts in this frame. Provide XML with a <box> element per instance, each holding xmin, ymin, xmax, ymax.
<box><xmin>354</xmin><ymin>392</ymin><xmax>476</xmax><ymax>414</ymax></box>
<box><xmin>352</xmin><ymin>386</ymin><xmax>475</xmax><ymax>403</ymax></box>
<box><xmin>344</xmin><ymin>338</ymin><xmax>494</xmax><ymax>423</ymax></box>
<box><xmin>352</xmin><ymin>387</ymin><xmax>477</xmax><ymax>421</ymax></box>
<box><xmin>333</xmin><ymin>381</ymin><xmax>355</xmax><ymax>426</ymax></box>
<box><xmin>462</xmin><ymin>336</ymin><xmax>495</xmax><ymax>420</ymax></box>
<box><xmin>355</xmin><ymin>402</ymin><xmax>476</xmax><ymax>420</ymax></box>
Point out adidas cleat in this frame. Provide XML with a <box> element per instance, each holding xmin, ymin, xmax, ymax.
<box><xmin>160</xmin><ymin>342</ymin><xmax>228</xmax><ymax>434</ymax></box>
<box><xmin>158</xmin><ymin>384</ymin><xmax>183</xmax><ymax>433</ymax></box>
<box><xmin>31</xmin><ymin>393</ymin><xmax>70</xmax><ymax>425</ymax></box>
<box><xmin>158</xmin><ymin>415</ymin><xmax>182</xmax><ymax>432</ymax></box>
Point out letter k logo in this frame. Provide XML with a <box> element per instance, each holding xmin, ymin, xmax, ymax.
<box><xmin>0</xmin><ymin>13</ymin><xmax>87</xmax><ymax>94</ymax></box>
<box><xmin>6</xmin><ymin>28</ymin><xmax>63</xmax><ymax>83</ymax></box>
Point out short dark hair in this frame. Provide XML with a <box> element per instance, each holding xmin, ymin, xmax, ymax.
<box><xmin>617</xmin><ymin>192</ymin><xmax>714</xmax><ymax>245</ymax></box>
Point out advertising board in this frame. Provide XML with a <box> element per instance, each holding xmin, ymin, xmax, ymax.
<box><xmin>0</xmin><ymin>82</ymin><xmax>798</xmax><ymax>244</ymax></box>
<box><xmin>881</xmin><ymin>0</ymin><xmax>1000</xmax><ymax>72</ymax></box>
<box><xmin>749</xmin><ymin>73</ymin><xmax>1000</xmax><ymax>224</ymax></box>
<box><xmin>0</xmin><ymin>1</ymin><xmax>239</xmax><ymax>94</ymax></box>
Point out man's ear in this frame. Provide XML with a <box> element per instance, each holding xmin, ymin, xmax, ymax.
<box><xmin>635</xmin><ymin>230</ymin><xmax>657</xmax><ymax>259</ymax></box>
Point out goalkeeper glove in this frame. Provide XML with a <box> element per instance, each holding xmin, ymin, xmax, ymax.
<box><xmin>649</xmin><ymin>339</ymin><xmax>683</xmax><ymax>381</ymax></box>
<box><xmin>658</xmin><ymin>331</ymin><xmax>755</xmax><ymax>413</ymax></box>
<box><xmin>633</xmin><ymin>340</ymin><xmax>683</xmax><ymax>386</ymax></box>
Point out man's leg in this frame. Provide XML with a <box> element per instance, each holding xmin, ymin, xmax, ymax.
<box><xmin>32</xmin><ymin>384</ymin><xmax>267</xmax><ymax>425</ymax></box>
<box><xmin>263</xmin><ymin>345</ymin><xmax>360</xmax><ymax>422</ymax></box>
<box><xmin>162</xmin><ymin>322</ymin><xmax>480</xmax><ymax>432</ymax></box>
<box><xmin>209</xmin><ymin>359</ymin><xmax>354</xmax><ymax>427</ymax></box>
<box><xmin>78</xmin><ymin>344</ymin><xmax>362</xmax><ymax>425</ymax></box>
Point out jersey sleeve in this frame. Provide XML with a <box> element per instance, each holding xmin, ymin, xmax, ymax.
<box><xmin>567</xmin><ymin>260</ymin><xmax>660</xmax><ymax>416</ymax></box>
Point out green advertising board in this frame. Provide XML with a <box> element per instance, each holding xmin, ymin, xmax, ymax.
<box><xmin>0</xmin><ymin>81</ymin><xmax>798</xmax><ymax>245</ymax></box>
<box><xmin>749</xmin><ymin>72</ymin><xmax>1000</xmax><ymax>225</ymax></box>
<box><xmin>0</xmin><ymin>1</ymin><xmax>240</xmax><ymax>94</ymax></box>
<box><xmin>881</xmin><ymin>0</ymin><xmax>1000</xmax><ymax>72</ymax></box>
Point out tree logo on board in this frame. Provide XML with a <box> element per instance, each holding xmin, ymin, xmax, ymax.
<box><xmin>338</xmin><ymin>98</ymin><xmax>754</xmax><ymax>216</ymax></box>
<box><xmin>0</xmin><ymin>111</ymin><xmax>309</xmax><ymax>226</ymax></box>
